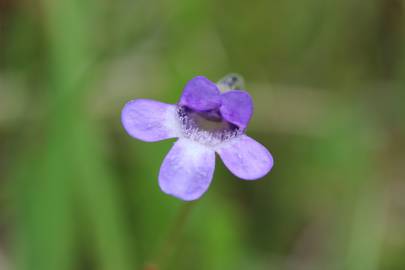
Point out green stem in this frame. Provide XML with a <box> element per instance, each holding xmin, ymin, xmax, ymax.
<box><xmin>144</xmin><ymin>203</ymin><xmax>195</xmax><ymax>270</ymax></box>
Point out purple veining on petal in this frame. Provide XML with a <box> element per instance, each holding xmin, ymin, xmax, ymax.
<box><xmin>159</xmin><ymin>139</ymin><xmax>215</xmax><ymax>201</ymax></box>
<box><xmin>121</xmin><ymin>99</ymin><xmax>177</xmax><ymax>142</ymax></box>
<box><xmin>217</xmin><ymin>135</ymin><xmax>273</xmax><ymax>180</ymax></box>
<box><xmin>219</xmin><ymin>90</ymin><xmax>253</xmax><ymax>129</ymax></box>
<box><xmin>179</xmin><ymin>76</ymin><xmax>221</xmax><ymax>111</ymax></box>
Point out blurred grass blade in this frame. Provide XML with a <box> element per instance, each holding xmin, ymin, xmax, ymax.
<box><xmin>12</xmin><ymin>0</ymin><xmax>136</xmax><ymax>270</ymax></box>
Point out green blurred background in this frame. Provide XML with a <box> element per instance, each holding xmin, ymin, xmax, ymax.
<box><xmin>1</xmin><ymin>0</ymin><xmax>405</xmax><ymax>270</ymax></box>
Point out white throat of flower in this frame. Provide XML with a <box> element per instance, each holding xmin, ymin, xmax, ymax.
<box><xmin>168</xmin><ymin>73</ymin><xmax>245</xmax><ymax>148</ymax></box>
<box><xmin>176</xmin><ymin>106</ymin><xmax>242</xmax><ymax>148</ymax></box>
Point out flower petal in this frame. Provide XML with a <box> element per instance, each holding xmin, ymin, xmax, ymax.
<box><xmin>179</xmin><ymin>76</ymin><xmax>221</xmax><ymax>111</ymax></box>
<box><xmin>121</xmin><ymin>99</ymin><xmax>179</xmax><ymax>142</ymax></box>
<box><xmin>219</xmin><ymin>90</ymin><xmax>253</xmax><ymax>129</ymax></box>
<box><xmin>159</xmin><ymin>139</ymin><xmax>215</xmax><ymax>201</ymax></box>
<box><xmin>217</xmin><ymin>135</ymin><xmax>273</xmax><ymax>180</ymax></box>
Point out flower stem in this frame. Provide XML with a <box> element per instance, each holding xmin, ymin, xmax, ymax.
<box><xmin>144</xmin><ymin>202</ymin><xmax>195</xmax><ymax>270</ymax></box>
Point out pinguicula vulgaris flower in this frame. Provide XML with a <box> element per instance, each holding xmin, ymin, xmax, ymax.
<box><xmin>121</xmin><ymin>75</ymin><xmax>273</xmax><ymax>201</ymax></box>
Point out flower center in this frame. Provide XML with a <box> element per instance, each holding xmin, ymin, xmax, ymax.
<box><xmin>177</xmin><ymin>106</ymin><xmax>241</xmax><ymax>146</ymax></box>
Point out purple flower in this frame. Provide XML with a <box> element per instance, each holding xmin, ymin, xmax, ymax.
<box><xmin>121</xmin><ymin>76</ymin><xmax>274</xmax><ymax>201</ymax></box>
